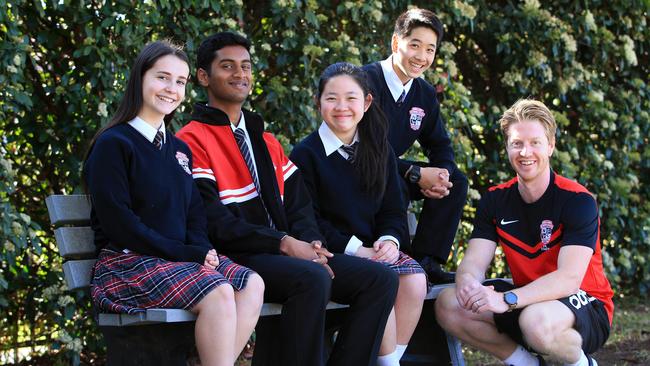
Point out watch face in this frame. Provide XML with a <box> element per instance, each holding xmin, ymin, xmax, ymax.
<box><xmin>504</xmin><ymin>292</ymin><xmax>518</xmax><ymax>305</ymax></box>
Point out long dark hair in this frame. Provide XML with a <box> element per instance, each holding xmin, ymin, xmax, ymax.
<box><xmin>83</xmin><ymin>40</ymin><xmax>189</xmax><ymax>163</ymax></box>
<box><xmin>317</xmin><ymin>62</ymin><xmax>390</xmax><ymax>197</ymax></box>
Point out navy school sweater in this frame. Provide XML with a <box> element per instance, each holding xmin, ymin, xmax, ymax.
<box><xmin>290</xmin><ymin>131</ymin><xmax>408</xmax><ymax>253</ymax></box>
<box><xmin>363</xmin><ymin>61</ymin><xmax>456</xmax><ymax>176</ymax></box>
<box><xmin>84</xmin><ymin>123</ymin><xmax>211</xmax><ymax>264</ymax></box>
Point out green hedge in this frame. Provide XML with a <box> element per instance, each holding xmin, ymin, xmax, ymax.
<box><xmin>1</xmin><ymin>0</ymin><xmax>648</xmax><ymax>361</ymax></box>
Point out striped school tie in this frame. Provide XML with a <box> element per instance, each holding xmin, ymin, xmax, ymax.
<box><xmin>233</xmin><ymin>128</ymin><xmax>275</xmax><ymax>228</ymax></box>
<box><xmin>396</xmin><ymin>89</ymin><xmax>406</xmax><ymax>105</ymax></box>
<box><xmin>153</xmin><ymin>130</ymin><xmax>164</xmax><ymax>149</ymax></box>
<box><xmin>341</xmin><ymin>142</ymin><xmax>358</xmax><ymax>163</ymax></box>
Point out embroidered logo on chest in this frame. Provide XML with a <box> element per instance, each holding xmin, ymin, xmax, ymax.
<box><xmin>409</xmin><ymin>107</ymin><xmax>425</xmax><ymax>131</ymax></box>
<box><xmin>540</xmin><ymin>220</ymin><xmax>553</xmax><ymax>251</ymax></box>
<box><xmin>175</xmin><ymin>151</ymin><xmax>191</xmax><ymax>175</ymax></box>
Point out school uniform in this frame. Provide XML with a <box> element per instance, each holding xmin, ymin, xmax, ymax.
<box><xmin>177</xmin><ymin>103</ymin><xmax>398</xmax><ymax>366</ymax></box>
<box><xmin>363</xmin><ymin>59</ymin><xmax>468</xmax><ymax>266</ymax></box>
<box><xmin>290</xmin><ymin>122</ymin><xmax>424</xmax><ymax>276</ymax></box>
<box><xmin>85</xmin><ymin>118</ymin><xmax>252</xmax><ymax>314</ymax></box>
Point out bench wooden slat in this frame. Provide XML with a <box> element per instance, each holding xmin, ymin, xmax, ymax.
<box><xmin>98</xmin><ymin>312</ymin><xmax>146</xmax><ymax>326</ymax></box>
<box><xmin>46</xmin><ymin>195</ymin><xmax>92</xmax><ymax>227</ymax></box>
<box><xmin>97</xmin><ymin>301</ymin><xmax>351</xmax><ymax>327</ymax></box>
<box><xmin>145</xmin><ymin>308</ymin><xmax>197</xmax><ymax>323</ymax></box>
<box><xmin>425</xmin><ymin>283</ymin><xmax>453</xmax><ymax>300</ymax></box>
<box><xmin>54</xmin><ymin>227</ymin><xmax>96</xmax><ymax>259</ymax></box>
<box><xmin>62</xmin><ymin>259</ymin><xmax>95</xmax><ymax>291</ymax></box>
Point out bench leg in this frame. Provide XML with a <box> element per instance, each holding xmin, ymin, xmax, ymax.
<box><xmin>446</xmin><ymin>332</ymin><xmax>465</xmax><ymax>366</ymax></box>
<box><xmin>100</xmin><ymin>322</ymin><xmax>195</xmax><ymax>366</ymax></box>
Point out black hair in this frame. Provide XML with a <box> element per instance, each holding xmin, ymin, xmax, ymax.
<box><xmin>394</xmin><ymin>8</ymin><xmax>444</xmax><ymax>48</ymax></box>
<box><xmin>197</xmin><ymin>32</ymin><xmax>251</xmax><ymax>75</ymax></box>
<box><xmin>83</xmin><ymin>40</ymin><xmax>189</xmax><ymax>173</ymax></box>
<box><xmin>317</xmin><ymin>62</ymin><xmax>390</xmax><ymax>198</ymax></box>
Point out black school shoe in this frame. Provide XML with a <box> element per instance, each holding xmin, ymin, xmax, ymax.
<box><xmin>419</xmin><ymin>256</ymin><xmax>455</xmax><ymax>285</ymax></box>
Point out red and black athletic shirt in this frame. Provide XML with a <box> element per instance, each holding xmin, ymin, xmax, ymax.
<box><xmin>471</xmin><ymin>171</ymin><xmax>614</xmax><ymax>323</ymax></box>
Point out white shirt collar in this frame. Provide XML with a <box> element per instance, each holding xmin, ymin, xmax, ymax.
<box><xmin>230</xmin><ymin>113</ymin><xmax>247</xmax><ymax>133</ymax></box>
<box><xmin>380</xmin><ymin>55</ymin><xmax>413</xmax><ymax>102</ymax></box>
<box><xmin>128</xmin><ymin>116</ymin><xmax>166</xmax><ymax>143</ymax></box>
<box><xmin>318</xmin><ymin>121</ymin><xmax>359</xmax><ymax>157</ymax></box>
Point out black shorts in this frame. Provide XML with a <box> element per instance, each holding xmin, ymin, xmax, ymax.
<box><xmin>485</xmin><ymin>279</ymin><xmax>610</xmax><ymax>354</ymax></box>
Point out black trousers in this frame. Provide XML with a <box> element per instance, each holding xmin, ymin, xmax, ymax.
<box><xmin>232</xmin><ymin>253</ymin><xmax>398</xmax><ymax>366</ymax></box>
<box><xmin>402</xmin><ymin>162</ymin><xmax>468</xmax><ymax>263</ymax></box>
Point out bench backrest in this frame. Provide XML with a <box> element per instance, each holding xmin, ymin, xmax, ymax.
<box><xmin>46</xmin><ymin>194</ymin><xmax>96</xmax><ymax>291</ymax></box>
<box><xmin>47</xmin><ymin>194</ymin><xmax>420</xmax><ymax>291</ymax></box>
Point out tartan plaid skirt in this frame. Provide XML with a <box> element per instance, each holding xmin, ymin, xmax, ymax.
<box><xmin>90</xmin><ymin>249</ymin><xmax>254</xmax><ymax>314</ymax></box>
<box><xmin>386</xmin><ymin>251</ymin><xmax>425</xmax><ymax>275</ymax></box>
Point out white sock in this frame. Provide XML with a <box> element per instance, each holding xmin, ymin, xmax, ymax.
<box><xmin>502</xmin><ymin>345</ymin><xmax>539</xmax><ymax>366</ymax></box>
<box><xmin>377</xmin><ymin>350</ymin><xmax>400</xmax><ymax>366</ymax></box>
<box><xmin>395</xmin><ymin>344</ymin><xmax>408</xmax><ymax>360</ymax></box>
<box><xmin>564</xmin><ymin>350</ymin><xmax>595</xmax><ymax>366</ymax></box>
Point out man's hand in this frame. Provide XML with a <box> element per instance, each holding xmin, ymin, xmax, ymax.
<box><xmin>203</xmin><ymin>249</ymin><xmax>219</xmax><ymax>269</ymax></box>
<box><xmin>418</xmin><ymin>167</ymin><xmax>453</xmax><ymax>199</ymax></box>
<box><xmin>455</xmin><ymin>272</ymin><xmax>483</xmax><ymax>310</ymax></box>
<box><xmin>372</xmin><ymin>240</ymin><xmax>399</xmax><ymax>264</ymax></box>
<box><xmin>465</xmin><ymin>285</ymin><xmax>510</xmax><ymax>314</ymax></box>
<box><xmin>456</xmin><ymin>273</ymin><xmax>509</xmax><ymax>314</ymax></box>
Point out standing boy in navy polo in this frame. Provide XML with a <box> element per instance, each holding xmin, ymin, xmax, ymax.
<box><xmin>363</xmin><ymin>8</ymin><xmax>468</xmax><ymax>283</ymax></box>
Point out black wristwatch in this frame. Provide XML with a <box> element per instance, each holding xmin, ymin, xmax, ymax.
<box><xmin>405</xmin><ymin>165</ymin><xmax>421</xmax><ymax>184</ymax></box>
<box><xmin>503</xmin><ymin>291</ymin><xmax>518</xmax><ymax>312</ymax></box>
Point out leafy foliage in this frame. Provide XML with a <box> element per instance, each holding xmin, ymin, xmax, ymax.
<box><xmin>1</xmin><ymin>0</ymin><xmax>648</xmax><ymax>362</ymax></box>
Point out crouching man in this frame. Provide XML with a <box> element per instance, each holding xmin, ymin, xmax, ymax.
<box><xmin>435</xmin><ymin>99</ymin><xmax>613</xmax><ymax>366</ymax></box>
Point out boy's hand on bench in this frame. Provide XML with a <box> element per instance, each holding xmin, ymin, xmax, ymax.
<box><xmin>203</xmin><ymin>249</ymin><xmax>220</xmax><ymax>269</ymax></box>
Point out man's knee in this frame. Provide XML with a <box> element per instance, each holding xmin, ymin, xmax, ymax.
<box><xmin>435</xmin><ymin>287</ymin><xmax>463</xmax><ymax>329</ymax></box>
<box><xmin>519</xmin><ymin>304</ymin><xmax>566</xmax><ymax>353</ymax></box>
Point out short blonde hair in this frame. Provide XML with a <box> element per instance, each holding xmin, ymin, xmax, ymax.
<box><xmin>499</xmin><ymin>99</ymin><xmax>556</xmax><ymax>143</ymax></box>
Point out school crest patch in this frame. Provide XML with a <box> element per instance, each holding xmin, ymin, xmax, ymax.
<box><xmin>539</xmin><ymin>220</ymin><xmax>553</xmax><ymax>251</ymax></box>
<box><xmin>409</xmin><ymin>107</ymin><xmax>425</xmax><ymax>131</ymax></box>
<box><xmin>176</xmin><ymin>151</ymin><xmax>191</xmax><ymax>175</ymax></box>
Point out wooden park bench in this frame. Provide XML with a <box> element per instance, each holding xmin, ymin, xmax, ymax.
<box><xmin>46</xmin><ymin>194</ymin><xmax>465</xmax><ymax>366</ymax></box>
